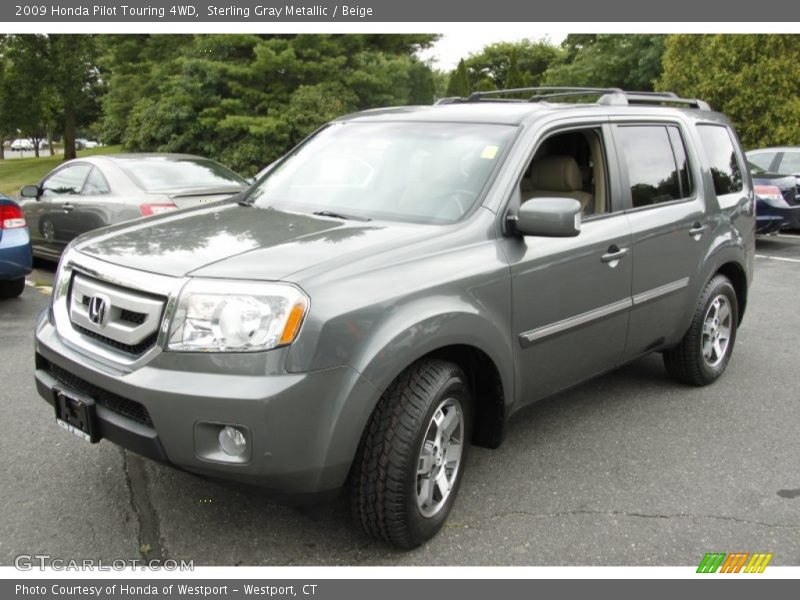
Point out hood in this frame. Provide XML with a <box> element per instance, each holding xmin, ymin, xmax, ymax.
<box><xmin>75</xmin><ymin>202</ymin><xmax>438</xmax><ymax>280</ymax></box>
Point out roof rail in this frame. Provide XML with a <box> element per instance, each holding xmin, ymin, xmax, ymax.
<box><xmin>453</xmin><ymin>87</ymin><xmax>711</xmax><ymax>110</ymax></box>
<box><xmin>467</xmin><ymin>87</ymin><xmax>623</xmax><ymax>103</ymax></box>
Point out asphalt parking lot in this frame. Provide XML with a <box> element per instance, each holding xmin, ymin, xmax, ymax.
<box><xmin>2</xmin><ymin>237</ymin><xmax>800</xmax><ymax>567</ymax></box>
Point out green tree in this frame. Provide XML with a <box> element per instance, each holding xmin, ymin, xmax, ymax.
<box><xmin>45</xmin><ymin>34</ymin><xmax>100</xmax><ymax>160</ymax></box>
<box><xmin>463</xmin><ymin>39</ymin><xmax>560</xmax><ymax>90</ymax></box>
<box><xmin>658</xmin><ymin>34</ymin><xmax>800</xmax><ymax>149</ymax></box>
<box><xmin>2</xmin><ymin>35</ymin><xmax>50</xmax><ymax>157</ymax></box>
<box><xmin>97</xmin><ymin>35</ymin><xmax>194</xmax><ymax>144</ymax></box>
<box><xmin>445</xmin><ymin>59</ymin><xmax>471</xmax><ymax>97</ymax></box>
<box><xmin>120</xmin><ymin>34</ymin><xmax>439</xmax><ymax>175</ymax></box>
<box><xmin>543</xmin><ymin>34</ymin><xmax>666</xmax><ymax>91</ymax></box>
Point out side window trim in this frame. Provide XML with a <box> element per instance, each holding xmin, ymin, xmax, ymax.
<box><xmin>610</xmin><ymin>121</ymin><xmax>698</xmax><ymax>213</ymax></box>
<box><xmin>666</xmin><ymin>126</ymin><xmax>693</xmax><ymax>200</ymax></box>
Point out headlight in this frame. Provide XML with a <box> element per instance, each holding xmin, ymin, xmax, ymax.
<box><xmin>167</xmin><ymin>279</ymin><xmax>309</xmax><ymax>352</ymax></box>
<box><xmin>51</xmin><ymin>244</ymin><xmax>79</xmax><ymax>314</ymax></box>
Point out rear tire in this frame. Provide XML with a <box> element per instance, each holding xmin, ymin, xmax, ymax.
<box><xmin>350</xmin><ymin>359</ymin><xmax>472</xmax><ymax>549</ymax></box>
<box><xmin>663</xmin><ymin>274</ymin><xmax>738</xmax><ymax>386</ymax></box>
<box><xmin>0</xmin><ymin>278</ymin><xmax>25</xmax><ymax>300</ymax></box>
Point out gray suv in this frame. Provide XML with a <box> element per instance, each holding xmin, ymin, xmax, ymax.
<box><xmin>34</xmin><ymin>88</ymin><xmax>755</xmax><ymax>549</ymax></box>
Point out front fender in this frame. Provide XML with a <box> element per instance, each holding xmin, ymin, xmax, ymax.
<box><xmin>313</xmin><ymin>301</ymin><xmax>513</xmax><ymax>488</ymax></box>
<box><xmin>350</xmin><ymin>298</ymin><xmax>514</xmax><ymax>402</ymax></box>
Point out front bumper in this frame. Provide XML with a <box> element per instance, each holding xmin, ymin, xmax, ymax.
<box><xmin>34</xmin><ymin>310</ymin><xmax>378</xmax><ymax>499</ymax></box>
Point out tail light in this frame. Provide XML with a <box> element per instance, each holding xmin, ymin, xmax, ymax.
<box><xmin>139</xmin><ymin>203</ymin><xmax>178</xmax><ymax>216</ymax></box>
<box><xmin>0</xmin><ymin>203</ymin><xmax>26</xmax><ymax>229</ymax></box>
<box><xmin>754</xmin><ymin>185</ymin><xmax>783</xmax><ymax>200</ymax></box>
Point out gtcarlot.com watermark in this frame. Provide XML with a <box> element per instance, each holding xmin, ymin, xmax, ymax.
<box><xmin>14</xmin><ymin>554</ymin><xmax>194</xmax><ymax>571</ymax></box>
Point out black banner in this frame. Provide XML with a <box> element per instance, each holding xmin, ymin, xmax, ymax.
<box><xmin>4</xmin><ymin>579</ymin><xmax>799</xmax><ymax>600</ymax></box>
<box><xmin>4</xmin><ymin>0</ymin><xmax>800</xmax><ymax>22</ymax></box>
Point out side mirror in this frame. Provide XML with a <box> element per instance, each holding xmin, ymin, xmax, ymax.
<box><xmin>20</xmin><ymin>184</ymin><xmax>40</xmax><ymax>199</ymax></box>
<box><xmin>512</xmin><ymin>197</ymin><xmax>582</xmax><ymax>237</ymax></box>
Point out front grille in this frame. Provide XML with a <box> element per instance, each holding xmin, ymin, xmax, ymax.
<box><xmin>80</xmin><ymin>296</ymin><xmax>147</xmax><ymax>326</ymax></box>
<box><xmin>74</xmin><ymin>325</ymin><xmax>159</xmax><ymax>355</ymax></box>
<box><xmin>69</xmin><ymin>274</ymin><xmax>165</xmax><ymax>357</ymax></box>
<box><xmin>44</xmin><ymin>360</ymin><xmax>154</xmax><ymax>427</ymax></box>
<box><xmin>120</xmin><ymin>309</ymin><xmax>147</xmax><ymax>325</ymax></box>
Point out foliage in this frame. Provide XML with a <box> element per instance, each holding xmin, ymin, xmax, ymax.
<box><xmin>543</xmin><ymin>34</ymin><xmax>666</xmax><ymax>91</ymax></box>
<box><xmin>46</xmin><ymin>34</ymin><xmax>101</xmax><ymax>159</ymax></box>
<box><xmin>462</xmin><ymin>39</ymin><xmax>560</xmax><ymax>90</ymax></box>
<box><xmin>0</xmin><ymin>34</ymin><xmax>100</xmax><ymax>160</ymax></box>
<box><xmin>658</xmin><ymin>34</ymin><xmax>800</xmax><ymax>149</ymax></box>
<box><xmin>445</xmin><ymin>59</ymin><xmax>471</xmax><ymax>97</ymax></box>
<box><xmin>110</xmin><ymin>34</ymin><xmax>438</xmax><ymax>175</ymax></box>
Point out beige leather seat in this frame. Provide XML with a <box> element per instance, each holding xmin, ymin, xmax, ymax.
<box><xmin>522</xmin><ymin>155</ymin><xmax>594</xmax><ymax>213</ymax></box>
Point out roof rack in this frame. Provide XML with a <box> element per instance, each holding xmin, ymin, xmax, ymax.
<box><xmin>438</xmin><ymin>87</ymin><xmax>711</xmax><ymax>111</ymax></box>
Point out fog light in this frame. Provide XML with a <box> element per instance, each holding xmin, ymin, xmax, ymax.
<box><xmin>218</xmin><ymin>426</ymin><xmax>247</xmax><ymax>457</ymax></box>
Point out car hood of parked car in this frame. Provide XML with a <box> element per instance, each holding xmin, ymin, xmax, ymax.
<box><xmin>74</xmin><ymin>201</ymin><xmax>441</xmax><ymax>281</ymax></box>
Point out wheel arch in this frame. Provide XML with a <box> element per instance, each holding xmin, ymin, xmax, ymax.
<box><xmin>351</xmin><ymin>309</ymin><xmax>514</xmax><ymax>451</ymax></box>
<box><xmin>715</xmin><ymin>260</ymin><xmax>748</xmax><ymax>324</ymax></box>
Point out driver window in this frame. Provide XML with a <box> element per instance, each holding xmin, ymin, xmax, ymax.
<box><xmin>42</xmin><ymin>164</ymin><xmax>92</xmax><ymax>197</ymax></box>
<box><xmin>519</xmin><ymin>128</ymin><xmax>609</xmax><ymax>217</ymax></box>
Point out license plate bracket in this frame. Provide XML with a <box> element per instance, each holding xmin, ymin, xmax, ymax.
<box><xmin>54</xmin><ymin>387</ymin><xmax>100</xmax><ymax>443</ymax></box>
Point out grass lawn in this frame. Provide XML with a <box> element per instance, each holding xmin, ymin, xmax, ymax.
<box><xmin>0</xmin><ymin>145</ymin><xmax>122</xmax><ymax>197</ymax></box>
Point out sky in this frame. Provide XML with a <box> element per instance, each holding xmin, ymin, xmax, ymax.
<box><xmin>418</xmin><ymin>28</ymin><xmax>567</xmax><ymax>71</ymax></box>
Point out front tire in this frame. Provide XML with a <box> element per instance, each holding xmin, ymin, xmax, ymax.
<box><xmin>350</xmin><ymin>359</ymin><xmax>472</xmax><ymax>549</ymax></box>
<box><xmin>664</xmin><ymin>274</ymin><xmax>738</xmax><ymax>386</ymax></box>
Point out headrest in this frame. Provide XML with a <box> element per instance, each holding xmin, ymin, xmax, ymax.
<box><xmin>529</xmin><ymin>155</ymin><xmax>583</xmax><ymax>192</ymax></box>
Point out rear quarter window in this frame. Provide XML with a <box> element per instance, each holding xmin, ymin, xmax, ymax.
<box><xmin>697</xmin><ymin>125</ymin><xmax>744</xmax><ymax>196</ymax></box>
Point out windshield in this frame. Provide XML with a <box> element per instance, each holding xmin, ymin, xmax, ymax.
<box><xmin>119</xmin><ymin>157</ymin><xmax>248</xmax><ymax>192</ymax></box>
<box><xmin>248</xmin><ymin>121</ymin><xmax>517</xmax><ymax>224</ymax></box>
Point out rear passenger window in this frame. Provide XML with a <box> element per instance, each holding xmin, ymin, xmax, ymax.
<box><xmin>697</xmin><ymin>125</ymin><xmax>743</xmax><ymax>196</ymax></box>
<box><xmin>617</xmin><ymin>125</ymin><xmax>693</xmax><ymax>208</ymax></box>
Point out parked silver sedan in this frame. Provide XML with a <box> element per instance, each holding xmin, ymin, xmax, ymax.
<box><xmin>19</xmin><ymin>154</ymin><xmax>248</xmax><ymax>261</ymax></box>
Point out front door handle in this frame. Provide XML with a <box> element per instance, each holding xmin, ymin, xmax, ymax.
<box><xmin>689</xmin><ymin>223</ymin><xmax>707</xmax><ymax>238</ymax></box>
<box><xmin>601</xmin><ymin>246</ymin><xmax>629</xmax><ymax>264</ymax></box>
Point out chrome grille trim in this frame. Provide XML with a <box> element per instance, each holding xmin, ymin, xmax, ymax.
<box><xmin>52</xmin><ymin>249</ymin><xmax>187</xmax><ymax>372</ymax></box>
<box><xmin>70</xmin><ymin>274</ymin><xmax>164</xmax><ymax>346</ymax></box>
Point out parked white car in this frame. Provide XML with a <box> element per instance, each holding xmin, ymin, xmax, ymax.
<box><xmin>10</xmin><ymin>138</ymin><xmax>34</xmax><ymax>151</ymax></box>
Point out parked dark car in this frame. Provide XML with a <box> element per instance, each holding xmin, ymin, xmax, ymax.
<box><xmin>19</xmin><ymin>154</ymin><xmax>249</xmax><ymax>261</ymax></box>
<box><xmin>749</xmin><ymin>161</ymin><xmax>800</xmax><ymax>232</ymax></box>
<box><xmin>0</xmin><ymin>195</ymin><xmax>33</xmax><ymax>299</ymax></box>
<box><xmin>746</xmin><ymin>147</ymin><xmax>800</xmax><ymax>192</ymax></box>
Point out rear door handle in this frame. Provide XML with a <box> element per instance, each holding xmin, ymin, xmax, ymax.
<box><xmin>601</xmin><ymin>246</ymin><xmax>629</xmax><ymax>264</ymax></box>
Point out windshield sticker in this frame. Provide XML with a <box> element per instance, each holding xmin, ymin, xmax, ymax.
<box><xmin>481</xmin><ymin>145</ymin><xmax>499</xmax><ymax>160</ymax></box>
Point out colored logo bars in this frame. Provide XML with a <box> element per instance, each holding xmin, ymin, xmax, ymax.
<box><xmin>697</xmin><ymin>552</ymin><xmax>773</xmax><ymax>573</ymax></box>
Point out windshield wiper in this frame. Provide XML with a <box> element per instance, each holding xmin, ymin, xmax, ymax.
<box><xmin>312</xmin><ymin>210</ymin><xmax>371</xmax><ymax>222</ymax></box>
